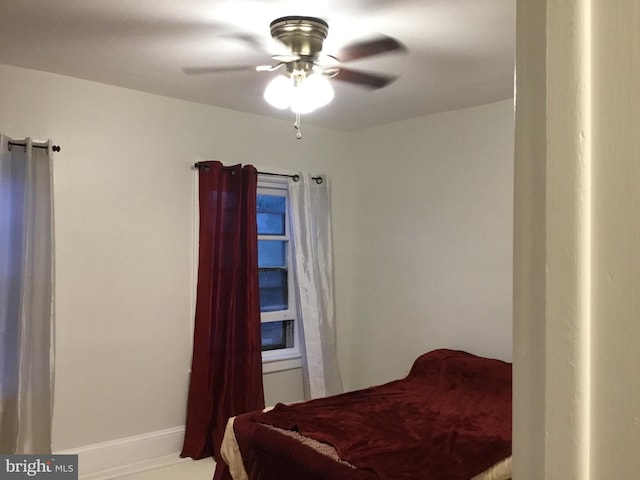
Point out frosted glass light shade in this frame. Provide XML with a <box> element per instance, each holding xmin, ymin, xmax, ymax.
<box><xmin>264</xmin><ymin>73</ymin><xmax>335</xmax><ymax>113</ymax></box>
<box><xmin>264</xmin><ymin>75</ymin><xmax>293</xmax><ymax>110</ymax></box>
<box><xmin>304</xmin><ymin>74</ymin><xmax>334</xmax><ymax>109</ymax></box>
<box><xmin>290</xmin><ymin>84</ymin><xmax>318</xmax><ymax>114</ymax></box>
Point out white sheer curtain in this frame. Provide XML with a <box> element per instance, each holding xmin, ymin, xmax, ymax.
<box><xmin>0</xmin><ymin>135</ymin><xmax>55</xmax><ymax>454</ymax></box>
<box><xmin>289</xmin><ymin>173</ymin><xmax>343</xmax><ymax>399</ymax></box>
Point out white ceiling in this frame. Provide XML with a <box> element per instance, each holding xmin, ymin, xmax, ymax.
<box><xmin>0</xmin><ymin>0</ymin><xmax>515</xmax><ymax>131</ymax></box>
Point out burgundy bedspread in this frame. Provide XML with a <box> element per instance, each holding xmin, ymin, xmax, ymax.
<box><xmin>235</xmin><ymin>349</ymin><xmax>512</xmax><ymax>480</ymax></box>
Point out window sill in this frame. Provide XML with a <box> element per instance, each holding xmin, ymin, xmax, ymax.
<box><xmin>262</xmin><ymin>355</ymin><xmax>302</xmax><ymax>374</ymax></box>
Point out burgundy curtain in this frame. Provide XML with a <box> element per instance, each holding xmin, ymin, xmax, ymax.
<box><xmin>181</xmin><ymin>161</ymin><xmax>265</xmax><ymax>473</ymax></box>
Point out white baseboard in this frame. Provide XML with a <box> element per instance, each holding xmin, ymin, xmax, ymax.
<box><xmin>56</xmin><ymin>426</ymin><xmax>197</xmax><ymax>480</ymax></box>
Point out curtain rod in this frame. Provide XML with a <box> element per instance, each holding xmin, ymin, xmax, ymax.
<box><xmin>258</xmin><ymin>171</ymin><xmax>323</xmax><ymax>184</ymax></box>
<box><xmin>7</xmin><ymin>140</ymin><xmax>61</xmax><ymax>152</ymax></box>
<box><xmin>193</xmin><ymin>162</ymin><xmax>323</xmax><ymax>184</ymax></box>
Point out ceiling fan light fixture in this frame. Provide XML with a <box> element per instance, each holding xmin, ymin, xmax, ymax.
<box><xmin>264</xmin><ymin>73</ymin><xmax>334</xmax><ymax>114</ymax></box>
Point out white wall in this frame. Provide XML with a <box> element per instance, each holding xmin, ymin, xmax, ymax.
<box><xmin>590</xmin><ymin>1</ymin><xmax>640</xmax><ymax>475</ymax></box>
<box><xmin>514</xmin><ymin>0</ymin><xmax>640</xmax><ymax>478</ymax></box>
<box><xmin>0</xmin><ymin>64</ymin><xmax>358</xmax><ymax>451</ymax></box>
<box><xmin>0</xmin><ymin>63</ymin><xmax>515</xmax><ymax>457</ymax></box>
<box><xmin>343</xmin><ymin>100</ymin><xmax>514</xmax><ymax>390</ymax></box>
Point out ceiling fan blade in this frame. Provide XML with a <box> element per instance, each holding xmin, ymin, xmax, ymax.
<box><xmin>272</xmin><ymin>54</ymin><xmax>301</xmax><ymax>63</ymax></box>
<box><xmin>333</xmin><ymin>68</ymin><xmax>397</xmax><ymax>89</ymax></box>
<box><xmin>222</xmin><ymin>33</ymin><xmax>269</xmax><ymax>54</ymax></box>
<box><xmin>337</xmin><ymin>35</ymin><xmax>406</xmax><ymax>63</ymax></box>
<box><xmin>182</xmin><ymin>65</ymin><xmax>257</xmax><ymax>75</ymax></box>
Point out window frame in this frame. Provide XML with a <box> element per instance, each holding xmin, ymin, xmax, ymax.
<box><xmin>257</xmin><ymin>176</ymin><xmax>301</xmax><ymax>365</ymax></box>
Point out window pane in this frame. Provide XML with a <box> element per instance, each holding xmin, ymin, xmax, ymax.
<box><xmin>261</xmin><ymin>320</ymin><xmax>294</xmax><ymax>351</ymax></box>
<box><xmin>258</xmin><ymin>240</ymin><xmax>286</xmax><ymax>268</ymax></box>
<box><xmin>257</xmin><ymin>195</ymin><xmax>286</xmax><ymax>235</ymax></box>
<box><xmin>259</xmin><ymin>269</ymin><xmax>288</xmax><ymax>312</ymax></box>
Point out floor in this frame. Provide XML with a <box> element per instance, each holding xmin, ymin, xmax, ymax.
<box><xmin>116</xmin><ymin>457</ymin><xmax>215</xmax><ymax>480</ymax></box>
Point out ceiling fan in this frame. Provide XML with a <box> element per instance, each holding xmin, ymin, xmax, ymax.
<box><xmin>183</xmin><ymin>16</ymin><xmax>405</xmax><ymax>137</ymax></box>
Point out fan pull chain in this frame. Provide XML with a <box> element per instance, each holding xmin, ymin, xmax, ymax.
<box><xmin>294</xmin><ymin>112</ymin><xmax>302</xmax><ymax>140</ymax></box>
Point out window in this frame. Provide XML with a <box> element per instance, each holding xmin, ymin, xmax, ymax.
<box><xmin>257</xmin><ymin>177</ymin><xmax>300</xmax><ymax>362</ymax></box>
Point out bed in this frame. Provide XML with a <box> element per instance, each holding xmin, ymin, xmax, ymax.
<box><xmin>216</xmin><ymin>349</ymin><xmax>512</xmax><ymax>480</ymax></box>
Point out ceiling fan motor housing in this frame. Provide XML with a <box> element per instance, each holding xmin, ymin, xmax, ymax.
<box><xmin>270</xmin><ymin>16</ymin><xmax>329</xmax><ymax>59</ymax></box>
